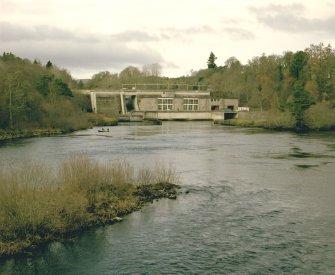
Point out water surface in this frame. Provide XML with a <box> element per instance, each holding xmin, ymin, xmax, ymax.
<box><xmin>0</xmin><ymin>122</ymin><xmax>334</xmax><ymax>274</ymax></box>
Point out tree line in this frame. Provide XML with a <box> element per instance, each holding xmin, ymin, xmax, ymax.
<box><xmin>0</xmin><ymin>53</ymin><xmax>91</xmax><ymax>132</ymax></box>
<box><xmin>1</xmin><ymin>43</ymin><xmax>334</xmax><ymax>132</ymax></box>
<box><xmin>202</xmin><ymin>44</ymin><xmax>334</xmax><ymax>108</ymax></box>
<box><xmin>81</xmin><ymin>43</ymin><xmax>335</xmax><ymax>130</ymax></box>
<box><xmin>85</xmin><ymin>43</ymin><xmax>335</xmax><ymax>111</ymax></box>
<box><xmin>85</xmin><ymin>63</ymin><xmax>164</xmax><ymax>89</ymax></box>
<box><xmin>199</xmin><ymin>43</ymin><xmax>335</xmax><ymax>129</ymax></box>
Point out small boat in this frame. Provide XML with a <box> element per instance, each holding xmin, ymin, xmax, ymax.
<box><xmin>98</xmin><ymin>128</ymin><xmax>110</xmax><ymax>133</ymax></box>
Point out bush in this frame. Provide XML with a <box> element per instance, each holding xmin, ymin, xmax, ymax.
<box><xmin>264</xmin><ymin>111</ymin><xmax>295</xmax><ymax>129</ymax></box>
<box><xmin>304</xmin><ymin>102</ymin><xmax>335</xmax><ymax>130</ymax></box>
<box><xmin>221</xmin><ymin>111</ymin><xmax>295</xmax><ymax>130</ymax></box>
<box><xmin>87</xmin><ymin>114</ymin><xmax>118</xmax><ymax>126</ymax></box>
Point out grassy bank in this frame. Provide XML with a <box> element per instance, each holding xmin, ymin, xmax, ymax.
<box><xmin>219</xmin><ymin>105</ymin><xmax>335</xmax><ymax>131</ymax></box>
<box><xmin>87</xmin><ymin>114</ymin><xmax>118</xmax><ymax>127</ymax></box>
<box><xmin>0</xmin><ymin>156</ymin><xmax>179</xmax><ymax>258</ymax></box>
<box><xmin>218</xmin><ymin>111</ymin><xmax>295</xmax><ymax>130</ymax></box>
<box><xmin>0</xmin><ymin>129</ymin><xmax>64</xmax><ymax>141</ymax></box>
<box><xmin>0</xmin><ymin>115</ymin><xmax>118</xmax><ymax>142</ymax></box>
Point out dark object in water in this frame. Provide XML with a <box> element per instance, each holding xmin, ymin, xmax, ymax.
<box><xmin>295</xmin><ymin>164</ymin><xmax>319</xmax><ymax>169</ymax></box>
<box><xmin>152</xmin><ymin>120</ymin><xmax>162</xmax><ymax>125</ymax></box>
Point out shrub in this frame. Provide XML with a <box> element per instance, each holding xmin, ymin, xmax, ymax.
<box><xmin>304</xmin><ymin>102</ymin><xmax>335</xmax><ymax>130</ymax></box>
<box><xmin>264</xmin><ymin>111</ymin><xmax>295</xmax><ymax>129</ymax></box>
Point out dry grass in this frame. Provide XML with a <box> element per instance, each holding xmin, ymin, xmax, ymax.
<box><xmin>220</xmin><ymin>111</ymin><xmax>295</xmax><ymax>130</ymax></box>
<box><xmin>224</xmin><ymin>107</ymin><xmax>335</xmax><ymax>131</ymax></box>
<box><xmin>0</xmin><ymin>156</ymin><xmax>179</xmax><ymax>257</ymax></box>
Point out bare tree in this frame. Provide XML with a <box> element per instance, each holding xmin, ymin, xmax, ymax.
<box><xmin>142</xmin><ymin>63</ymin><xmax>162</xmax><ymax>77</ymax></box>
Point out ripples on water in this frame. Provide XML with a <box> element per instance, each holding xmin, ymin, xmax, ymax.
<box><xmin>0</xmin><ymin>122</ymin><xmax>335</xmax><ymax>274</ymax></box>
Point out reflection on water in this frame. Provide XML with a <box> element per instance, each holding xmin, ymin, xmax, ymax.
<box><xmin>295</xmin><ymin>164</ymin><xmax>320</xmax><ymax>169</ymax></box>
<box><xmin>0</xmin><ymin>122</ymin><xmax>335</xmax><ymax>274</ymax></box>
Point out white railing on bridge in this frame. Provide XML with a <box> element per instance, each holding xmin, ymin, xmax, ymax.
<box><xmin>121</xmin><ymin>83</ymin><xmax>208</xmax><ymax>91</ymax></box>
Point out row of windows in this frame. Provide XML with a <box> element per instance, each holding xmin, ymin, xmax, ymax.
<box><xmin>183</xmin><ymin>98</ymin><xmax>199</xmax><ymax>111</ymax></box>
<box><xmin>158</xmin><ymin>98</ymin><xmax>173</xmax><ymax>110</ymax></box>
<box><xmin>158</xmin><ymin>98</ymin><xmax>199</xmax><ymax>111</ymax></box>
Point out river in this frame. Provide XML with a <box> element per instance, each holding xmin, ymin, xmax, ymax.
<box><xmin>0</xmin><ymin>122</ymin><xmax>334</xmax><ymax>274</ymax></box>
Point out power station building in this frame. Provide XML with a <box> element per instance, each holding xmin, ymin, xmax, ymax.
<box><xmin>83</xmin><ymin>84</ymin><xmax>239</xmax><ymax>121</ymax></box>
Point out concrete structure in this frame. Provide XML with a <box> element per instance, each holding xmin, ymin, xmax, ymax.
<box><xmin>210</xmin><ymin>98</ymin><xmax>239</xmax><ymax>112</ymax></box>
<box><xmin>81</xmin><ymin>87</ymin><xmax>239</xmax><ymax>121</ymax></box>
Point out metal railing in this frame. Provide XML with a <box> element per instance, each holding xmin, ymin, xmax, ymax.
<box><xmin>121</xmin><ymin>83</ymin><xmax>208</xmax><ymax>91</ymax></box>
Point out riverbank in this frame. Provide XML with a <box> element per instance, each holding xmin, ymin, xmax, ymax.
<box><xmin>0</xmin><ymin>115</ymin><xmax>119</xmax><ymax>142</ymax></box>
<box><xmin>217</xmin><ymin>109</ymin><xmax>335</xmax><ymax>131</ymax></box>
<box><xmin>0</xmin><ymin>129</ymin><xmax>65</xmax><ymax>141</ymax></box>
<box><xmin>0</xmin><ymin>157</ymin><xmax>179</xmax><ymax>259</ymax></box>
<box><xmin>217</xmin><ymin>118</ymin><xmax>295</xmax><ymax>131</ymax></box>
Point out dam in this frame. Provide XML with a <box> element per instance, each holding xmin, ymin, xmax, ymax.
<box><xmin>81</xmin><ymin>83</ymin><xmax>239</xmax><ymax>121</ymax></box>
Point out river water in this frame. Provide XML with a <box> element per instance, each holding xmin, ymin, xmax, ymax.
<box><xmin>0</xmin><ymin>122</ymin><xmax>334</xmax><ymax>274</ymax></box>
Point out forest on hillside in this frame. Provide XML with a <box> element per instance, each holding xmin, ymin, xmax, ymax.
<box><xmin>0</xmin><ymin>53</ymin><xmax>91</xmax><ymax>132</ymax></box>
<box><xmin>1</xmin><ymin>43</ymin><xmax>335</xmax><ymax>132</ymax></box>
<box><xmin>84</xmin><ymin>43</ymin><xmax>335</xmax><ymax>130</ymax></box>
<box><xmin>86</xmin><ymin>43</ymin><xmax>335</xmax><ymax>108</ymax></box>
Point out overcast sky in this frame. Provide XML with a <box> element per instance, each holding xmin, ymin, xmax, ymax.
<box><xmin>1</xmin><ymin>0</ymin><xmax>335</xmax><ymax>79</ymax></box>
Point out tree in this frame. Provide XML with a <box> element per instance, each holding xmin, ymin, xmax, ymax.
<box><xmin>290</xmin><ymin>83</ymin><xmax>313</xmax><ymax>130</ymax></box>
<box><xmin>2</xmin><ymin>52</ymin><xmax>17</xmax><ymax>61</ymax></box>
<box><xmin>0</xmin><ymin>53</ymin><xmax>89</xmax><ymax>131</ymax></box>
<box><xmin>290</xmin><ymin>51</ymin><xmax>308</xmax><ymax>81</ymax></box>
<box><xmin>3</xmin><ymin>72</ymin><xmax>30</xmax><ymax>129</ymax></box>
<box><xmin>36</xmin><ymin>74</ymin><xmax>54</xmax><ymax>96</ymax></box>
<box><xmin>77</xmin><ymin>80</ymin><xmax>84</xmax><ymax>89</ymax></box>
<box><xmin>207</xmin><ymin>52</ymin><xmax>217</xmax><ymax>69</ymax></box>
<box><xmin>224</xmin><ymin>56</ymin><xmax>240</xmax><ymax>68</ymax></box>
<box><xmin>142</xmin><ymin>63</ymin><xmax>162</xmax><ymax>77</ymax></box>
<box><xmin>87</xmin><ymin>71</ymin><xmax>120</xmax><ymax>89</ymax></box>
<box><xmin>119</xmin><ymin>66</ymin><xmax>142</xmax><ymax>79</ymax></box>
<box><xmin>46</xmin><ymin>60</ymin><xmax>53</xmax><ymax>68</ymax></box>
<box><xmin>305</xmin><ymin>43</ymin><xmax>335</xmax><ymax>101</ymax></box>
<box><xmin>52</xmin><ymin>78</ymin><xmax>73</xmax><ymax>97</ymax></box>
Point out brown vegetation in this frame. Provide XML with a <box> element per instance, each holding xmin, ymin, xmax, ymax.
<box><xmin>0</xmin><ymin>156</ymin><xmax>179</xmax><ymax>258</ymax></box>
<box><xmin>221</xmin><ymin>111</ymin><xmax>295</xmax><ymax>130</ymax></box>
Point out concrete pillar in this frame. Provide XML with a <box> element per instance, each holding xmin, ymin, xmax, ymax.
<box><xmin>134</xmin><ymin>95</ymin><xmax>139</xmax><ymax>111</ymax></box>
<box><xmin>120</xmin><ymin>91</ymin><xmax>125</xmax><ymax>115</ymax></box>
<box><xmin>90</xmin><ymin>92</ymin><xmax>97</xmax><ymax>113</ymax></box>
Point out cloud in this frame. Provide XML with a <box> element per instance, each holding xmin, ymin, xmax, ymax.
<box><xmin>250</xmin><ymin>4</ymin><xmax>335</xmax><ymax>35</ymax></box>
<box><xmin>0</xmin><ymin>22</ymin><xmax>97</xmax><ymax>42</ymax></box>
<box><xmin>0</xmin><ymin>22</ymin><xmax>66</xmax><ymax>41</ymax></box>
<box><xmin>107</xmin><ymin>25</ymin><xmax>217</xmax><ymax>43</ymax></box>
<box><xmin>222</xmin><ymin>27</ymin><xmax>255</xmax><ymax>40</ymax></box>
<box><xmin>163</xmin><ymin>61</ymin><xmax>179</xmax><ymax>69</ymax></box>
<box><xmin>110</xmin><ymin>30</ymin><xmax>160</xmax><ymax>42</ymax></box>
<box><xmin>3</xmin><ymin>40</ymin><xmax>163</xmax><ymax>68</ymax></box>
<box><xmin>0</xmin><ymin>22</ymin><xmax>164</xmax><ymax>75</ymax></box>
<box><xmin>159</xmin><ymin>25</ymin><xmax>216</xmax><ymax>40</ymax></box>
<box><xmin>219</xmin><ymin>17</ymin><xmax>256</xmax><ymax>40</ymax></box>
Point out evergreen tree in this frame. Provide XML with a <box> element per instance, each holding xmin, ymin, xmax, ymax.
<box><xmin>53</xmin><ymin>78</ymin><xmax>73</xmax><ymax>97</ymax></box>
<box><xmin>207</xmin><ymin>52</ymin><xmax>217</xmax><ymax>69</ymax></box>
<box><xmin>290</xmin><ymin>83</ymin><xmax>313</xmax><ymax>130</ymax></box>
<box><xmin>46</xmin><ymin>60</ymin><xmax>53</xmax><ymax>68</ymax></box>
<box><xmin>36</xmin><ymin>74</ymin><xmax>54</xmax><ymax>96</ymax></box>
<box><xmin>289</xmin><ymin>51</ymin><xmax>307</xmax><ymax>81</ymax></box>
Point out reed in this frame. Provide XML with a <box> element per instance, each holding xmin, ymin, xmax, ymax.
<box><xmin>0</xmin><ymin>156</ymin><xmax>179</xmax><ymax>257</ymax></box>
<box><xmin>220</xmin><ymin>111</ymin><xmax>295</xmax><ymax>130</ymax></box>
